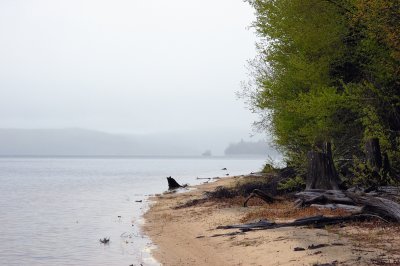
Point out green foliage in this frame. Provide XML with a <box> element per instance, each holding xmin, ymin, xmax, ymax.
<box><xmin>261</xmin><ymin>163</ymin><xmax>275</xmax><ymax>174</ymax></box>
<box><xmin>348</xmin><ymin>157</ymin><xmax>398</xmax><ymax>187</ymax></box>
<box><xmin>244</xmin><ymin>0</ymin><xmax>400</xmax><ymax>174</ymax></box>
<box><xmin>261</xmin><ymin>155</ymin><xmax>282</xmax><ymax>173</ymax></box>
<box><xmin>277</xmin><ymin>176</ymin><xmax>305</xmax><ymax>192</ymax></box>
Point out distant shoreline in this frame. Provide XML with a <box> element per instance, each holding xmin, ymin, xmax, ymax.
<box><xmin>0</xmin><ymin>155</ymin><xmax>268</xmax><ymax>159</ymax></box>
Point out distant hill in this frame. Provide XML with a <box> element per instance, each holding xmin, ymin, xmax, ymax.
<box><xmin>0</xmin><ymin>128</ymin><xmax>135</xmax><ymax>156</ymax></box>
<box><xmin>0</xmin><ymin>128</ymin><xmax>198</xmax><ymax>156</ymax></box>
<box><xmin>0</xmin><ymin>128</ymin><xmax>266</xmax><ymax>157</ymax></box>
<box><xmin>224</xmin><ymin>139</ymin><xmax>278</xmax><ymax>156</ymax></box>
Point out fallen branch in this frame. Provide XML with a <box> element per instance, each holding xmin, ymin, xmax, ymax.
<box><xmin>215</xmin><ymin>214</ymin><xmax>380</xmax><ymax>235</ymax></box>
<box><xmin>310</xmin><ymin>203</ymin><xmax>362</xmax><ymax>213</ymax></box>
<box><xmin>243</xmin><ymin>189</ymin><xmax>277</xmax><ymax>207</ymax></box>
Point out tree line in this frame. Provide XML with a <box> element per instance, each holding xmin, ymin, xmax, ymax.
<box><xmin>244</xmin><ymin>0</ymin><xmax>400</xmax><ymax>186</ymax></box>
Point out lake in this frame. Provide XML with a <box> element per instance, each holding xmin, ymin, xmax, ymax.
<box><xmin>0</xmin><ymin>156</ymin><xmax>266</xmax><ymax>266</ymax></box>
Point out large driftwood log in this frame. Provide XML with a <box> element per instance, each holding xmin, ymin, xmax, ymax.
<box><xmin>295</xmin><ymin>189</ymin><xmax>400</xmax><ymax>222</ymax></box>
<box><xmin>376</xmin><ymin>186</ymin><xmax>400</xmax><ymax>195</ymax></box>
<box><xmin>295</xmin><ymin>190</ymin><xmax>354</xmax><ymax>207</ymax></box>
<box><xmin>346</xmin><ymin>192</ymin><xmax>400</xmax><ymax>222</ymax></box>
<box><xmin>215</xmin><ymin>214</ymin><xmax>377</xmax><ymax>235</ymax></box>
<box><xmin>306</xmin><ymin>142</ymin><xmax>340</xmax><ymax>190</ymax></box>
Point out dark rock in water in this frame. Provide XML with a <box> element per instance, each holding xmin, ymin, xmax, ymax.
<box><xmin>167</xmin><ymin>176</ymin><xmax>182</xmax><ymax>190</ymax></box>
<box><xmin>99</xmin><ymin>237</ymin><xmax>110</xmax><ymax>244</ymax></box>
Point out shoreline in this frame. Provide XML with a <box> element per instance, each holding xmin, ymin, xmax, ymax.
<box><xmin>142</xmin><ymin>175</ymin><xmax>396</xmax><ymax>266</ymax></box>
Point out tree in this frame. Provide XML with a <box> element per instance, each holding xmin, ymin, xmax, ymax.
<box><xmin>244</xmin><ymin>0</ymin><xmax>400</xmax><ymax>177</ymax></box>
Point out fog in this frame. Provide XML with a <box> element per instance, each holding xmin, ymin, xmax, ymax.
<box><xmin>0</xmin><ymin>1</ymin><xmax>268</xmax><ymax>155</ymax></box>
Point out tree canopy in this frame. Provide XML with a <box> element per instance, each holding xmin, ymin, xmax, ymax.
<box><xmin>245</xmin><ymin>0</ymin><xmax>400</xmax><ymax>173</ymax></box>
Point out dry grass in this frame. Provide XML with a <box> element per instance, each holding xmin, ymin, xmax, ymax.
<box><xmin>212</xmin><ymin>196</ymin><xmax>267</xmax><ymax>208</ymax></box>
<box><xmin>240</xmin><ymin>201</ymin><xmax>350</xmax><ymax>223</ymax></box>
<box><xmin>175</xmin><ymin>193</ymin><xmax>351</xmax><ymax>223</ymax></box>
<box><xmin>370</xmin><ymin>258</ymin><xmax>400</xmax><ymax>265</ymax></box>
<box><xmin>330</xmin><ymin>220</ymin><xmax>400</xmax><ymax>253</ymax></box>
<box><xmin>174</xmin><ymin>195</ymin><xmax>268</xmax><ymax>210</ymax></box>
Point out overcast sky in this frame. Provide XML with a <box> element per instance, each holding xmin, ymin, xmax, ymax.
<box><xmin>0</xmin><ymin>0</ymin><xmax>257</xmax><ymax>135</ymax></box>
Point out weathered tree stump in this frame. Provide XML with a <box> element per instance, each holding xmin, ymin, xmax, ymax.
<box><xmin>383</xmin><ymin>153</ymin><xmax>391</xmax><ymax>175</ymax></box>
<box><xmin>306</xmin><ymin>142</ymin><xmax>340</xmax><ymax>190</ymax></box>
<box><xmin>365</xmin><ymin>138</ymin><xmax>382</xmax><ymax>171</ymax></box>
<box><xmin>166</xmin><ymin>176</ymin><xmax>182</xmax><ymax>190</ymax></box>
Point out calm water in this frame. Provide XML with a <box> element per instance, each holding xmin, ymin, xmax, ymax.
<box><xmin>0</xmin><ymin>157</ymin><xmax>265</xmax><ymax>266</ymax></box>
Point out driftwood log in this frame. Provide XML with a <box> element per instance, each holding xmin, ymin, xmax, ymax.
<box><xmin>215</xmin><ymin>189</ymin><xmax>400</xmax><ymax>236</ymax></box>
<box><xmin>227</xmin><ymin>139</ymin><xmax>400</xmax><ymax>234</ymax></box>
<box><xmin>346</xmin><ymin>192</ymin><xmax>400</xmax><ymax>222</ymax></box>
<box><xmin>295</xmin><ymin>189</ymin><xmax>400</xmax><ymax>222</ymax></box>
<box><xmin>310</xmin><ymin>204</ymin><xmax>363</xmax><ymax>213</ymax></box>
<box><xmin>295</xmin><ymin>190</ymin><xmax>353</xmax><ymax>207</ymax></box>
<box><xmin>243</xmin><ymin>189</ymin><xmax>277</xmax><ymax>207</ymax></box>
<box><xmin>213</xmin><ymin>214</ymin><xmax>380</xmax><ymax>236</ymax></box>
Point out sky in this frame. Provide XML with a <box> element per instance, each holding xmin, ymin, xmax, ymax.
<box><xmin>0</xmin><ymin>0</ymin><xmax>258</xmax><ymax>135</ymax></box>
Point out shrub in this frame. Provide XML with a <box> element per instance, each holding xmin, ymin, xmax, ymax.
<box><xmin>277</xmin><ymin>176</ymin><xmax>306</xmax><ymax>193</ymax></box>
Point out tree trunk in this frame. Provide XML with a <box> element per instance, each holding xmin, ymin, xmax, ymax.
<box><xmin>382</xmin><ymin>152</ymin><xmax>391</xmax><ymax>175</ymax></box>
<box><xmin>365</xmin><ymin>138</ymin><xmax>382</xmax><ymax>171</ymax></box>
<box><xmin>306</xmin><ymin>142</ymin><xmax>340</xmax><ymax>190</ymax></box>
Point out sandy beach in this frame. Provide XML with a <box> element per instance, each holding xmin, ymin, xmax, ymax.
<box><xmin>143</xmin><ymin>176</ymin><xmax>400</xmax><ymax>266</ymax></box>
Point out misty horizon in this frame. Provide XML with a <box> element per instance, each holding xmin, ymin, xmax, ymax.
<box><xmin>0</xmin><ymin>0</ymin><xmax>258</xmax><ymax>136</ymax></box>
<box><xmin>0</xmin><ymin>127</ymin><xmax>278</xmax><ymax>157</ymax></box>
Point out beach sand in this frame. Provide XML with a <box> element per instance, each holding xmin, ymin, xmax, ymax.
<box><xmin>143</xmin><ymin>176</ymin><xmax>400</xmax><ymax>265</ymax></box>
